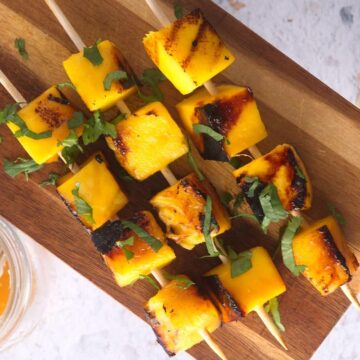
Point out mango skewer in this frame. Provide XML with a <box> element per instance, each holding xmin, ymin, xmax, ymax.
<box><xmin>42</xmin><ymin>2</ymin><xmax>228</xmax><ymax>357</ymax></box>
<box><xmin>144</xmin><ymin>0</ymin><xmax>360</xmax><ymax>311</ymax></box>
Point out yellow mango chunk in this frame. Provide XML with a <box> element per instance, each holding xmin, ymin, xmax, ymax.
<box><xmin>92</xmin><ymin>211</ymin><xmax>176</xmax><ymax>287</ymax></box>
<box><xmin>205</xmin><ymin>247</ymin><xmax>286</xmax><ymax>318</ymax></box>
<box><xmin>106</xmin><ymin>101</ymin><xmax>188</xmax><ymax>181</ymax></box>
<box><xmin>176</xmin><ymin>85</ymin><xmax>267</xmax><ymax>159</ymax></box>
<box><xmin>233</xmin><ymin>144</ymin><xmax>312</xmax><ymax>213</ymax></box>
<box><xmin>143</xmin><ymin>9</ymin><xmax>235</xmax><ymax>95</ymax></box>
<box><xmin>150</xmin><ymin>173</ymin><xmax>231</xmax><ymax>250</ymax></box>
<box><xmin>57</xmin><ymin>152</ymin><xmax>128</xmax><ymax>231</ymax></box>
<box><xmin>63</xmin><ymin>40</ymin><xmax>136</xmax><ymax>111</ymax></box>
<box><xmin>7</xmin><ymin>86</ymin><xmax>78</xmax><ymax>164</ymax></box>
<box><xmin>145</xmin><ymin>276</ymin><xmax>221</xmax><ymax>355</ymax></box>
<box><xmin>293</xmin><ymin>216</ymin><xmax>359</xmax><ymax>296</ymax></box>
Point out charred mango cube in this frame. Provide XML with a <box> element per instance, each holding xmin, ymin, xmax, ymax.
<box><xmin>91</xmin><ymin>211</ymin><xmax>176</xmax><ymax>287</ymax></box>
<box><xmin>233</xmin><ymin>144</ymin><xmax>312</xmax><ymax>216</ymax></box>
<box><xmin>106</xmin><ymin>101</ymin><xmax>188</xmax><ymax>181</ymax></box>
<box><xmin>57</xmin><ymin>153</ymin><xmax>128</xmax><ymax>231</ymax></box>
<box><xmin>205</xmin><ymin>247</ymin><xmax>286</xmax><ymax>320</ymax></box>
<box><xmin>145</xmin><ymin>276</ymin><xmax>221</xmax><ymax>355</ymax></box>
<box><xmin>293</xmin><ymin>216</ymin><xmax>359</xmax><ymax>296</ymax></box>
<box><xmin>143</xmin><ymin>9</ymin><xmax>235</xmax><ymax>95</ymax></box>
<box><xmin>63</xmin><ymin>40</ymin><xmax>136</xmax><ymax>111</ymax></box>
<box><xmin>150</xmin><ymin>173</ymin><xmax>231</xmax><ymax>250</ymax></box>
<box><xmin>176</xmin><ymin>85</ymin><xmax>267</xmax><ymax>160</ymax></box>
<box><xmin>7</xmin><ymin>86</ymin><xmax>79</xmax><ymax>164</ymax></box>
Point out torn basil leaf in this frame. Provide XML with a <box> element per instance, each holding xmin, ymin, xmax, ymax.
<box><xmin>259</xmin><ymin>183</ymin><xmax>288</xmax><ymax>233</ymax></box>
<box><xmin>15</xmin><ymin>38</ymin><xmax>28</xmax><ymax>60</ymax></box>
<box><xmin>244</xmin><ymin>176</ymin><xmax>260</xmax><ymax>198</ymax></box>
<box><xmin>137</xmin><ymin>68</ymin><xmax>165</xmax><ymax>103</ymax></box>
<box><xmin>57</xmin><ymin>82</ymin><xmax>76</xmax><ymax>90</ymax></box>
<box><xmin>40</xmin><ymin>173</ymin><xmax>59</xmax><ymax>187</ymax></box>
<box><xmin>327</xmin><ymin>203</ymin><xmax>346</xmax><ymax>226</ymax></box>
<box><xmin>203</xmin><ymin>195</ymin><xmax>219</xmax><ymax>257</ymax></box>
<box><xmin>115</xmin><ymin>236</ymin><xmax>135</xmax><ymax>260</ymax></box>
<box><xmin>83</xmin><ymin>41</ymin><xmax>103</xmax><ymax>65</ymax></box>
<box><xmin>281</xmin><ymin>216</ymin><xmax>306</xmax><ymax>276</ymax></box>
<box><xmin>4</xmin><ymin>157</ymin><xmax>43</xmax><ymax>180</ymax></box>
<box><xmin>186</xmin><ymin>138</ymin><xmax>205</xmax><ymax>181</ymax></box>
<box><xmin>227</xmin><ymin>247</ymin><xmax>252</xmax><ymax>278</ymax></box>
<box><xmin>68</xmin><ymin>112</ymin><xmax>84</xmax><ymax>129</ymax></box>
<box><xmin>82</xmin><ymin>111</ymin><xmax>117</xmax><ymax>145</ymax></box>
<box><xmin>111</xmin><ymin>113</ymin><xmax>126</xmax><ymax>126</ymax></box>
<box><xmin>174</xmin><ymin>1</ymin><xmax>183</xmax><ymax>19</ymax></box>
<box><xmin>103</xmin><ymin>70</ymin><xmax>128</xmax><ymax>91</ymax></box>
<box><xmin>72</xmin><ymin>182</ymin><xmax>95</xmax><ymax>224</ymax></box>
<box><xmin>193</xmin><ymin>124</ymin><xmax>224</xmax><ymax>142</ymax></box>
<box><xmin>294</xmin><ymin>165</ymin><xmax>305</xmax><ymax>179</ymax></box>
<box><xmin>139</xmin><ymin>274</ymin><xmax>160</xmax><ymax>290</ymax></box>
<box><xmin>121</xmin><ymin>220</ymin><xmax>163</xmax><ymax>252</ymax></box>
<box><xmin>164</xmin><ymin>272</ymin><xmax>195</xmax><ymax>290</ymax></box>
<box><xmin>221</xmin><ymin>191</ymin><xmax>233</xmax><ymax>206</ymax></box>
<box><xmin>264</xmin><ymin>297</ymin><xmax>285</xmax><ymax>332</ymax></box>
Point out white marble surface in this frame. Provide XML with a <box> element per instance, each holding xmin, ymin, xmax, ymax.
<box><xmin>1</xmin><ymin>1</ymin><xmax>360</xmax><ymax>359</ymax></box>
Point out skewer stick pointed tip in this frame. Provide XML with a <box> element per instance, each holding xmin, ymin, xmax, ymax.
<box><xmin>200</xmin><ymin>329</ymin><xmax>228</xmax><ymax>360</ymax></box>
<box><xmin>341</xmin><ymin>284</ymin><xmax>360</xmax><ymax>311</ymax></box>
<box><xmin>255</xmin><ymin>306</ymin><xmax>288</xmax><ymax>350</ymax></box>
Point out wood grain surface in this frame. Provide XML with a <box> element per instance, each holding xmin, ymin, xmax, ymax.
<box><xmin>0</xmin><ymin>1</ymin><xmax>359</xmax><ymax>359</ymax></box>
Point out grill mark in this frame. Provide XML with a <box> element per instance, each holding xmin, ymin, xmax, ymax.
<box><xmin>35</xmin><ymin>100</ymin><xmax>70</xmax><ymax>128</ymax></box>
<box><xmin>47</xmin><ymin>94</ymin><xmax>70</xmax><ymax>105</ymax></box>
<box><xmin>318</xmin><ymin>225</ymin><xmax>351</xmax><ymax>282</ymax></box>
<box><xmin>91</xmin><ymin>220</ymin><xmax>124</xmax><ymax>254</ymax></box>
<box><xmin>113</xmin><ymin>47</ymin><xmax>138</xmax><ymax>89</ymax></box>
<box><xmin>205</xmin><ymin>275</ymin><xmax>244</xmax><ymax>322</ymax></box>
<box><xmin>113</xmin><ymin>134</ymin><xmax>128</xmax><ymax>156</ymax></box>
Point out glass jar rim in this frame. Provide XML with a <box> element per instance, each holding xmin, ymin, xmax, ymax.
<box><xmin>0</xmin><ymin>216</ymin><xmax>33</xmax><ymax>347</ymax></box>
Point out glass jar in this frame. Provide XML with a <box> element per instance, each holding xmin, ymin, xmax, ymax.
<box><xmin>0</xmin><ymin>216</ymin><xmax>49</xmax><ymax>351</ymax></box>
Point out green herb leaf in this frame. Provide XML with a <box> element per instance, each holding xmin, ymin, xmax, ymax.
<box><xmin>294</xmin><ymin>165</ymin><xmax>305</xmax><ymax>179</ymax></box>
<box><xmin>58</xmin><ymin>130</ymin><xmax>82</xmax><ymax>148</ymax></box>
<box><xmin>139</xmin><ymin>274</ymin><xmax>160</xmax><ymax>290</ymax></box>
<box><xmin>15</xmin><ymin>38</ymin><xmax>28</xmax><ymax>60</ymax></box>
<box><xmin>229</xmin><ymin>157</ymin><xmax>242</xmax><ymax>169</ymax></box>
<box><xmin>327</xmin><ymin>203</ymin><xmax>346</xmax><ymax>226</ymax></box>
<box><xmin>103</xmin><ymin>70</ymin><xmax>128</xmax><ymax>91</ymax></box>
<box><xmin>115</xmin><ymin>236</ymin><xmax>135</xmax><ymax>260</ymax></box>
<box><xmin>230</xmin><ymin>213</ymin><xmax>258</xmax><ymax>221</ymax></box>
<box><xmin>121</xmin><ymin>220</ymin><xmax>163</xmax><ymax>252</ymax></box>
<box><xmin>221</xmin><ymin>191</ymin><xmax>233</xmax><ymax>206</ymax></box>
<box><xmin>233</xmin><ymin>192</ymin><xmax>244</xmax><ymax>210</ymax></box>
<box><xmin>244</xmin><ymin>176</ymin><xmax>260</xmax><ymax>198</ymax></box>
<box><xmin>281</xmin><ymin>216</ymin><xmax>306</xmax><ymax>276</ymax></box>
<box><xmin>173</xmin><ymin>1</ymin><xmax>183</xmax><ymax>19</ymax></box>
<box><xmin>265</xmin><ymin>297</ymin><xmax>285</xmax><ymax>332</ymax></box>
<box><xmin>68</xmin><ymin>112</ymin><xmax>84</xmax><ymax>129</ymax></box>
<box><xmin>82</xmin><ymin>111</ymin><xmax>117</xmax><ymax>145</ymax></box>
<box><xmin>259</xmin><ymin>184</ymin><xmax>288</xmax><ymax>233</ymax></box>
<box><xmin>111</xmin><ymin>113</ymin><xmax>126</xmax><ymax>126</ymax></box>
<box><xmin>186</xmin><ymin>138</ymin><xmax>205</xmax><ymax>181</ymax></box>
<box><xmin>61</xmin><ymin>144</ymin><xmax>82</xmax><ymax>165</ymax></box>
<box><xmin>57</xmin><ymin>82</ymin><xmax>76</xmax><ymax>90</ymax></box>
<box><xmin>164</xmin><ymin>272</ymin><xmax>195</xmax><ymax>290</ymax></box>
<box><xmin>193</xmin><ymin>124</ymin><xmax>224</xmax><ymax>142</ymax></box>
<box><xmin>227</xmin><ymin>247</ymin><xmax>252</xmax><ymax>278</ymax></box>
<box><xmin>203</xmin><ymin>195</ymin><xmax>219</xmax><ymax>257</ymax></box>
<box><xmin>71</xmin><ymin>183</ymin><xmax>95</xmax><ymax>224</ymax></box>
<box><xmin>118</xmin><ymin>168</ymin><xmax>134</xmax><ymax>182</ymax></box>
<box><xmin>83</xmin><ymin>41</ymin><xmax>103</xmax><ymax>65</ymax></box>
<box><xmin>1</xmin><ymin>103</ymin><xmax>52</xmax><ymax>139</ymax></box>
<box><xmin>137</xmin><ymin>68</ymin><xmax>165</xmax><ymax>103</ymax></box>
<box><xmin>40</xmin><ymin>173</ymin><xmax>59</xmax><ymax>187</ymax></box>
<box><xmin>4</xmin><ymin>158</ymin><xmax>43</xmax><ymax>180</ymax></box>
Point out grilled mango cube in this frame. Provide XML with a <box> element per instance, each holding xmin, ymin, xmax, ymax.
<box><xmin>145</xmin><ymin>276</ymin><xmax>221</xmax><ymax>355</ymax></box>
<box><xmin>205</xmin><ymin>247</ymin><xmax>286</xmax><ymax>320</ymax></box>
<box><xmin>176</xmin><ymin>85</ymin><xmax>267</xmax><ymax>160</ymax></box>
<box><xmin>293</xmin><ymin>216</ymin><xmax>359</xmax><ymax>296</ymax></box>
<box><xmin>57</xmin><ymin>152</ymin><xmax>128</xmax><ymax>231</ymax></box>
<box><xmin>150</xmin><ymin>173</ymin><xmax>231</xmax><ymax>250</ymax></box>
<box><xmin>143</xmin><ymin>9</ymin><xmax>235</xmax><ymax>95</ymax></box>
<box><xmin>7</xmin><ymin>86</ymin><xmax>79</xmax><ymax>164</ymax></box>
<box><xmin>106</xmin><ymin>101</ymin><xmax>188</xmax><ymax>181</ymax></box>
<box><xmin>91</xmin><ymin>211</ymin><xmax>176</xmax><ymax>287</ymax></box>
<box><xmin>233</xmin><ymin>144</ymin><xmax>312</xmax><ymax>217</ymax></box>
<box><xmin>63</xmin><ymin>40</ymin><xmax>136</xmax><ymax>111</ymax></box>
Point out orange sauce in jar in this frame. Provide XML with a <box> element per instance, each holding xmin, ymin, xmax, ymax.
<box><xmin>0</xmin><ymin>261</ymin><xmax>10</xmax><ymax>315</ymax></box>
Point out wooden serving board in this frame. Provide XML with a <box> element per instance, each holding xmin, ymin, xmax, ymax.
<box><xmin>1</xmin><ymin>1</ymin><xmax>360</xmax><ymax>359</ymax></box>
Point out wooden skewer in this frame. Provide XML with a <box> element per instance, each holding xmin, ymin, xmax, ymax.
<box><xmin>44</xmin><ymin>1</ymin><xmax>228</xmax><ymax>358</ymax></box>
